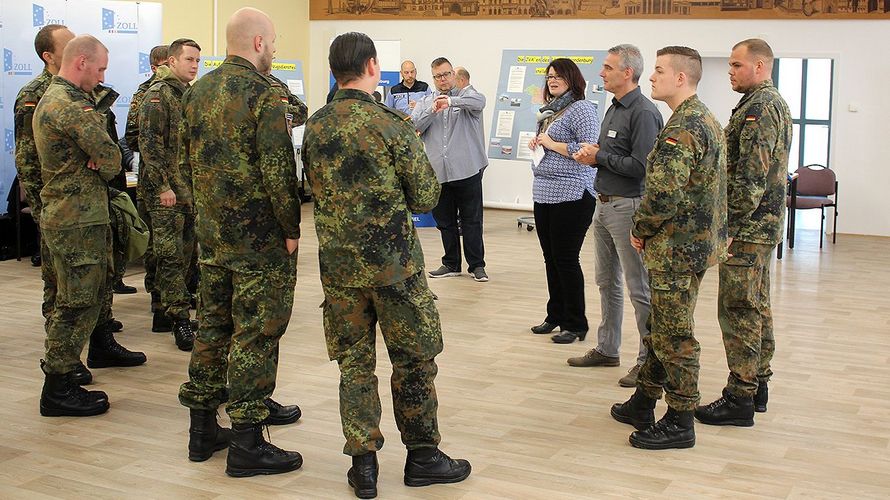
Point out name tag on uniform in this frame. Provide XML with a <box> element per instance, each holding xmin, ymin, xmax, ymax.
<box><xmin>607</xmin><ymin>130</ymin><xmax>617</xmax><ymax>138</ymax></box>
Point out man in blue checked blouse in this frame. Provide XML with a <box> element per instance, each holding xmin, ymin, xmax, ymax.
<box><xmin>526</xmin><ymin>58</ymin><xmax>600</xmax><ymax>345</ymax></box>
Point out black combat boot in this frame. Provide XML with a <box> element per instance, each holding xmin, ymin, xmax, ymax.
<box><xmin>106</xmin><ymin>318</ymin><xmax>124</xmax><ymax>333</ymax></box>
<box><xmin>262</xmin><ymin>398</ymin><xmax>301</xmax><ymax>426</ymax></box>
<box><xmin>152</xmin><ymin>310</ymin><xmax>172</xmax><ymax>332</ymax></box>
<box><xmin>71</xmin><ymin>361</ymin><xmax>93</xmax><ymax>385</ymax></box>
<box><xmin>629</xmin><ymin>407</ymin><xmax>695</xmax><ymax>450</ymax></box>
<box><xmin>188</xmin><ymin>409</ymin><xmax>232</xmax><ymax>462</ymax></box>
<box><xmin>754</xmin><ymin>382</ymin><xmax>768</xmax><ymax>413</ymax></box>
<box><xmin>347</xmin><ymin>452</ymin><xmax>378</xmax><ymax>499</ymax></box>
<box><xmin>172</xmin><ymin>319</ymin><xmax>195</xmax><ymax>351</ymax></box>
<box><xmin>87</xmin><ymin>324</ymin><xmax>147</xmax><ymax>368</ymax></box>
<box><xmin>695</xmin><ymin>389</ymin><xmax>755</xmax><ymax>427</ymax></box>
<box><xmin>150</xmin><ymin>290</ymin><xmax>161</xmax><ymax>312</ymax></box>
<box><xmin>404</xmin><ymin>448</ymin><xmax>471</xmax><ymax>487</ymax></box>
<box><xmin>610</xmin><ymin>389</ymin><xmax>657</xmax><ymax>430</ymax></box>
<box><xmin>225</xmin><ymin>423</ymin><xmax>303</xmax><ymax>477</ymax></box>
<box><xmin>40</xmin><ymin>361</ymin><xmax>109</xmax><ymax>417</ymax></box>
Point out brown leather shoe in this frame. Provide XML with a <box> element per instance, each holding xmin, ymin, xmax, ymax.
<box><xmin>567</xmin><ymin>349</ymin><xmax>620</xmax><ymax>367</ymax></box>
<box><xmin>618</xmin><ymin>364</ymin><xmax>641</xmax><ymax>387</ymax></box>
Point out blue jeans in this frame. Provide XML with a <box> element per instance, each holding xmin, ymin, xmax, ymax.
<box><xmin>593</xmin><ymin>196</ymin><xmax>650</xmax><ymax>364</ymax></box>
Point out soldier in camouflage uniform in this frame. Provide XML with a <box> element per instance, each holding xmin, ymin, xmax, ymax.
<box><xmin>177</xmin><ymin>7</ymin><xmax>302</xmax><ymax>477</ymax></box>
<box><xmin>610</xmin><ymin>46</ymin><xmax>728</xmax><ymax>450</ymax></box>
<box><xmin>265</xmin><ymin>70</ymin><xmax>308</xmax><ymax>130</ymax></box>
<box><xmin>696</xmin><ymin>39</ymin><xmax>793</xmax><ymax>425</ymax></box>
<box><xmin>302</xmin><ymin>32</ymin><xmax>471</xmax><ymax>499</ymax></box>
<box><xmin>138</xmin><ymin>38</ymin><xmax>201</xmax><ymax>351</ymax></box>
<box><xmin>33</xmin><ymin>36</ymin><xmax>148</xmax><ymax>417</ymax></box>
<box><xmin>124</xmin><ymin>44</ymin><xmax>167</xmax><ymax>315</ymax></box>
<box><xmin>14</xmin><ymin>24</ymin><xmax>75</xmax><ymax>338</ymax></box>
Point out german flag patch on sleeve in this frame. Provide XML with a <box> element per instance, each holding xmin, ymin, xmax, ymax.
<box><xmin>149</xmin><ymin>98</ymin><xmax>161</xmax><ymax>103</ymax></box>
<box><xmin>665</xmin><ymin>137</ymin><xmax>678</xmax><ymax>145</ymax></box>
<box><xmin>82</xmin><ymin>105</ymin><xmax>94</xmax><ymax>112</ymax></box>
<box><xmin>24</xmin><ymin>101</ymin><xmax>37</xmax><ymax>107</ymax></box>
<box><xmin>745</xmin><ymin>114</ymin><xmax>758</xmax><ymax>122</ymax></box>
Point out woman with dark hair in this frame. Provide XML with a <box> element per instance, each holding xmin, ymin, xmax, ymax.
<box><xmin>527</xmin><ymin>58</ymin><xmax>600</xmax><ymax>344</ymax></box>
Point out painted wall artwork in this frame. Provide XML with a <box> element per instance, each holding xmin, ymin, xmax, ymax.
<box><xmin>311</xmin><ymin>0</ymin><xmax>890</xmax><ymax>19</ymax></box>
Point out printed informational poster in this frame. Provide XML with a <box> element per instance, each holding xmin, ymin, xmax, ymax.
<box><xmin>0</xmin><ymin>0</ymin><xmax>162</xmax><ymax>214</ymax></box>
<box><xmin>488</xmin><ymin>49</ymin><xmax>608</xmax><ymax>162</ymax></box>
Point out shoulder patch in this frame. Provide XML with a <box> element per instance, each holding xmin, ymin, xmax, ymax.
<box><xmin>664</xmin><ymin>137</ymin><xmax>678</xmax><ymax>145</ymax></box>
<box><xmin>82</xmin><ymin>105</ymin><xmax>94</xmax><ymax>112</ymax></box>
<box><xmin>24</xmin><ymin>101</ymin><xmax>37</xmax><ymax>107</ymax></box>
<box><xmin>745</xmin><ymin>114</ymin><xmax>758</xmax><ymax>122</ymax></box>
<box><xmin>149</xmin><ymin>97</ymin><xmax>161</xmax><ymax>103</ymax></box>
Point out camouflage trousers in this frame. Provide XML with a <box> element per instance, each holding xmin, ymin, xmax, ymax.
<box><xmin>178</xmin><ymin>257</ymin><xmax>296</xmax><ymax>424</ymax></box>
<box><xmin>42</xmin><ymin>225</ymin><xmax>111</xmax><ymax>374</ymax></box>
<box><xmin>149</xmin><ymin>209</ymin><xmax>195</xmax><ymax>320</ymax></box>
<box><xmin>322</xmin><ymin>272</ymin><xmax>443</xmax><ymax>456</ymax></box>
<box><xmin>39</xmin><ymin>236</ymin><xmax>56</xmax><ymax>331</ymax></box>
<box><xmin>137</xmin><ymin>199</ymin><xmax>158</xmax><ymax>309</ymax></box>
<box><xmin>637</xmin><ymin>270</ymin><xmax>706</xmax><ymax>412</ymax></box>
<box><xmin>718</xmin><ymin>241</ymin><xmax>775</xmax><ymax>397</ymax></box>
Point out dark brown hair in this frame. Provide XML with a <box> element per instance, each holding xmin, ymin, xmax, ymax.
<box><xmin>543</xmin><ymin>58</ymin><xmax>586</xmax><ymax>102</ymax></box>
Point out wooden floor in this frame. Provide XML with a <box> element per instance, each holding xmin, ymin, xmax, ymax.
<box><xmin>1</xmin><ymin>208</ymin><xmax>889</xmax><ymax>499</ymax></box>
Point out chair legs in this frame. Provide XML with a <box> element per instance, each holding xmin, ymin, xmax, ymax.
<box><xmin>819</xmin><ymin>207</ymin><xmax>825</xmax><ymax>249</ymax></box>
<box><xmin>832</xmin><ymin>207</ymin><xmax>838</xmax><ymax>244</ymax></box>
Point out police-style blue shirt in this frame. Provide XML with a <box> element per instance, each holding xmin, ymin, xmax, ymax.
<box><xmin>385</xmin><ymin>80</ymin><xmax>432</xmax><ymax>115</ymax></box>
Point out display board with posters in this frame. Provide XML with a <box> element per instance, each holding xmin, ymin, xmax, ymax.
<box><xmin>0</xmin><ymin>0</ymin><xmax>162</xmax><ymax>214</ymax></box>
<box><xmin>488</xmin><ymin>49</ymin><xmax>608</xmax><ymax>162</ymax></box>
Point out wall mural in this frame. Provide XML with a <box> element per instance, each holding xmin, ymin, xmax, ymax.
<box><xmin>310</xmin><ymin>0</ymin><xmax>890</xmax><ymax>19</ymax></box>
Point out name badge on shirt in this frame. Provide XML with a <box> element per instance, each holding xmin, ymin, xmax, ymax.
<box><xmin>607</xmin><ymin>130</ymin><xmax>617</xmax><ymax>138</ymax></box>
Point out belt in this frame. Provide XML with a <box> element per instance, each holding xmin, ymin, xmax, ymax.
<box><xmin>596</xmin><ymin>194</ymin><xmax>625</xmax><ymax>203</ymax></box>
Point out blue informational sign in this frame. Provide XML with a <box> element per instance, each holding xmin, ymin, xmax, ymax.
<box><xmin>0</xmin><ymin>0</ymin><xmax>162</xmax><ymax>214</ymax></box>
<box><xmin>488</xmin><ymin>49</ymin><xmax>608</xmax><ymax>162</ymax></box>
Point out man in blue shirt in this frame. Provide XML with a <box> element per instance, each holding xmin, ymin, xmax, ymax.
<box><xmin>386</xmin><ymin>60</ymin><xmax>432</xmax><ymax>114</ymax></box>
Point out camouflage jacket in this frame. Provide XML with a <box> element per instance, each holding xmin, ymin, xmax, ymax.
<box><xmin>13</xmin><ymin>69</ymin><xmax>53</xmax><ymax>222</ymax></box>
<box><xmin>302</xmin><ymin>88</ymin><xmax>441</xmax><ymax>288</ymax></box>
<box><xmin>34</xmin><ymin>76</ymin><xmax>122</xmax><ymax>230</ymax></box>
<box><xmin>139</xmin><ymin>65</ymin><xmax>192</xmax><ymax>211</ymax></box>
<box><xmin>633</xmin><ymin>94</ymin><xmax>728</xmax><ymax>274</ymax></box>
<box><xmin>180</xmin><ymin>55</ymin><xmax>300</xmax><ymax>268</ymax></box>
<box><xmin>124</xmin><ymin>73</ymin><xmax>156</xmax><ymax>152</ymax></box>
<box><xmin>267</xmin><ymin>73</ymin><xmax>308</xmax><ymax>128</ymax></box>
<box><xmin>725</xmin><ymin>79</ymin><xmax>793</xmax><ymax>245</ymax></box>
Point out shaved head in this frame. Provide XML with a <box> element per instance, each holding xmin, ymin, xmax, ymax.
<box><xmin>61</xmin><ymin>35</ymin><xmax>107</xmax><ymax>65</ymax></box>
<box><xmin>226</xmin><ymin>7</ymin><xmax>276</xmax><ymax>73</ymax></box>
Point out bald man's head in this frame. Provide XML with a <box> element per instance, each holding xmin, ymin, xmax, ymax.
<box><xmin>226</xmin><ymin>7</ymin><xmax>277</xmax><ymax>72</ymax></box>
<box><xmin>59</xmin><ymin>35</ymin><xmax>108</xmax><ymax>92</ymax></box>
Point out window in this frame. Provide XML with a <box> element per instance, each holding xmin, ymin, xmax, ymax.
<box><xmin>773</xmin><ymin>58</ymin><xmax>834</xmax><ymax>172</ymax></box>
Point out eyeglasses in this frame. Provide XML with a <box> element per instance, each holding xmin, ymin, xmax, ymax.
<box><xmin>545</xmin><ymin>75</ymin><xmax>564</xmax><ymax>81</ymax></box>
<box><xmin>432</xmin><ymin>71</ymin><xmax>453</xmax><ymax>80</ymax></box>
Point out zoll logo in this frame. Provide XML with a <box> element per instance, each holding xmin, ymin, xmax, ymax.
<box><xmin>4</xmin><ymin>49</ymin><xmax>34</xmax><ymax>76</ymax></box>
<box><xmin>33</xmin><ymin>4</ymin><xmax>64</xmax><ymax>27</ymax></box>
<box><xmin>102</xmin><ymin>8</ymin><xmax>137</xmax><ymax>34</ymax></box>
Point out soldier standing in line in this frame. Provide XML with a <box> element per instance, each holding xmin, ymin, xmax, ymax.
<box><xmin>302</xmin><ymin>32</ymin><xmax>471</xmax><ymax>499</ymax></box>
<box><xmin>34</xmin><ymin>36</ymin><xmax>146</xmax><ymax>417</ymax></box>
<box><xmin>695</xmin><ymin>39</ymin><xmax>793</xmax><ymax>425</ymax></box>
<box><xmin>610</xmin><ymin>46</ymin><xmax>728</xmax><ymax>450</ymax></box>
<box><xmin>124</xmin><ymin>44</ymin><xmax>168</xmax><ymax>322</ymax></box>
<box><xmin>177</xmin><ymin>7</ymin><xmax>303</xmax><ymax>476</ymax></box>
<box><xmin>138</xmin><ymin>38</ymin><xmax>201</xmax><ymax>351</ymax></box>
<box><xmin>14</xmin><ymin>23</ymin><xmax>80</xmax><ymax>377</ymax></box>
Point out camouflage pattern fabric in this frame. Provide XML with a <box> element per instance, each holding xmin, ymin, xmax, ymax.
<box><xmin>42</xmin><ymin>225</ymin><xmax>111</xmax><ymax>374</ymax></box>
<box><xmin>152</xmin><ymin>210</ymin><xmax>195</xmax><ymax>320</ymax></box>
<box><xmin>34</xmin><ymin>76</ymin><xmax>121</xmax><ymax>230</ymax></box>
<box><xmin>267</xmin><ymin>73</ymin><xmax>308</xmax><ymax>129</ymax></box>
<box><xmin>632</xmin><ymin>94</ymin><xmax>728</xmax><ymax>274</ymax></box>
<box><xmin>14</xmin><ymin>69</ymin><xmax>53</xmax><ymax>222</ymax></box>
<box><xmin>724</xmin><ymin>79</ymin><xmax>793</xmax><ymax>245</ymax></box>
<box><xmin>302</xmin><ymin>88</ymin><xmax>441</xmax><ymax>288</ymax></box>
<box><xmin>719</xmin><ymin>240</ymin><xmax>775</xmax><ymax>397</ymax></box>
<box><xmin>633</xmin><ymin>94</ymin><xmax>728</xmax><ymax>412</ymax></box>
<box><xmin>176</xmin><ymin>55</ymin><xmax>300</xmax><ymax>424</ymax></box>
<box><xmin>322</xmin><ymin>272</ymin><xmax>443</xmax><ymax>455</ymax></box>
<box><xmin>138</xmin><ymin>200</ymin><xmax>158</xmax><ymax>306</ymax></box>
<box><xmin>178</xmin><ymin>259</ymin><xmax>296</xmax><ymax>423</ymax></box>
<box><xmin>637</xmin><ymin>270</ymin><xmax>706</xmax><ymax>411</ymax></box>
<box><xmin>303</xmin><ymin>88</ymin><xmax>443</xmax><ymax>456</ymax></box>
<box><xmin>124</xmin><ymin>74</ymin><xmax>156</xmax><ymax>153</ymax></box>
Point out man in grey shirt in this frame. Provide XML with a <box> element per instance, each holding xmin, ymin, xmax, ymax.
<box><xmin>569</xmin><ymin>44</ymin><xmax>664</xmax><ymax>387</ymax></box>
<box><xmin>412</xmin><ymin>57</ymin><xmax>489</xmax><ymax>282</ymax></box>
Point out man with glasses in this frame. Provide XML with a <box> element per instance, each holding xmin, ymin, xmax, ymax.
<box><xmin>412</xmin><ymin>57</ymin><xmax>489</xmax><ymax>283</ymax></box>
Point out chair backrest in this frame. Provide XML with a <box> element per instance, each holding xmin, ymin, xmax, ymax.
<box><xmin>794</xmin><ymin>164</ymin><xmax>836</xmax><ymax>197</ymax></box>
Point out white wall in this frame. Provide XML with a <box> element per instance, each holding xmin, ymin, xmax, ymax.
<box><xmin>309</xmin><ymin>19</ymin><xmax>890</xmax><ymax>237</ymax></box>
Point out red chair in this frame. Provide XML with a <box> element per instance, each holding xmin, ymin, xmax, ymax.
<box><xmin>786</xmin><ymin>164</ymin><xmax>838</xmax><ymax>250</ymax></box>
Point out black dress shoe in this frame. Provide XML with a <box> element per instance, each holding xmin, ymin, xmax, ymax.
<box><xmin>695</xmin><ymin>389</ymin><xmax>754</xmax><ymax>427</ymax></box>
<box><xmin>263</xmin><ymin>398</ymin><xmax>301</xmax><ymax>425</ymax></box>
<box><xmin>551</xmin><ymin>330</ymin><xmax>587</xmax><ymax>344</ymax></box>
<box><xmin>404</xmin><ymin>448</ymin><xmax>471</xmax><ymax>487</ymax></box>
<box><xmin>530</xmin><ymin>321</ymin><xmax>558</xmax><ymax>334</ymax></box>
<box><xmin>629</xmin><ymin>407</ymin><xmax>695</xmax><ymax>450</ymax></box>
<box><xmin>113</xmin><ymin>280</ymin><xmax>137</xmax><ymax>294</ymax></box>
<box><xmin>754</xmin><ymin>382</ymin><xmax>768</xmax><ymax>413</ymax></box>
<box><xmin>348</xmin><ymin>452</ymin><xmax>378</xmax><ymax>499</ymax></box>
<box><xmin>610</xmin><ymin>389</ymin><xmax>656</xmax><ymax>430</ymax></box>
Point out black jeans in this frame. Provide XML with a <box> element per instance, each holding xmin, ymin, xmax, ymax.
<box><xmin>534</xmin><ymin>191</ymin><xmax>596</xmax><ymax>332</ymax></box>
<box><xmin>432</xmin><ymin>171</ymin><xmax>485</xmax><ymax>272</ymax></box>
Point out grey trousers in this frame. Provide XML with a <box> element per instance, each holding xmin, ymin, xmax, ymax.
<box><xmin>593</xmin><ymin>196</ymin><xmax>650</xmax><ymax>365</ymax></box>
